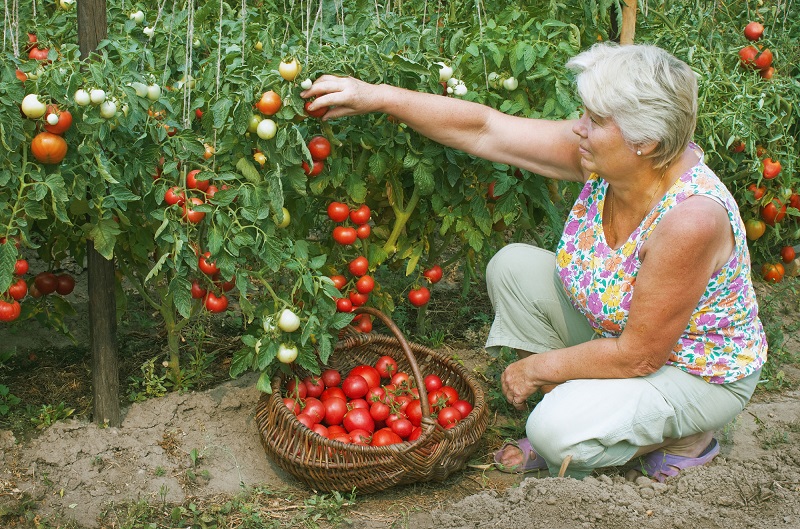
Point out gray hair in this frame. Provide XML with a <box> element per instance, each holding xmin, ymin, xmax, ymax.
<box><xmin>566</xmin><ymin>43</ymin><xmax>698</xmax><ymax>170</ymax></box>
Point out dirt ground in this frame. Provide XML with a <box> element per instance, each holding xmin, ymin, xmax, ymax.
<box><xmin>1</xmin><ymin>270</ymin><xmax>799</xmax><ymax>528</ymax></box>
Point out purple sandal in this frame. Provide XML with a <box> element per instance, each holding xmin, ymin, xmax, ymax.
<box><xmin>493</xmin><ymin>438</ymin><xmax>548</xmax><ymax>473</ymax></box>
<box><xmin>638</xmin><ymin>438</ymin><xmax>720</xmax><ymax>482</ymax></box>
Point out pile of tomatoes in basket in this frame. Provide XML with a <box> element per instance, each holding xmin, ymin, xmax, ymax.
<box><xmin>281</xmin><ymin>355</ymin><xmax>473</xmax><ymax>447</ymax></box>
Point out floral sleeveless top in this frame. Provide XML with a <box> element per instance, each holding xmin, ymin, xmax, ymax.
<box><xmin>555</xmin><ymin>149</ymin><xmax>767</xmax><ymax>383</ymax></box>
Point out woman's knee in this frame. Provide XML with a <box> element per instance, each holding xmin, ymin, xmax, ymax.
<box><xmin>486</xmin><ymin>244</ymin><xmax>552</xmax><ymax>288</ymax></box>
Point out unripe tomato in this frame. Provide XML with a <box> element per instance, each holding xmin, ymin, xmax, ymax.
<box><xmin>744</xmin><ymin>219</ymin><xmax>766</xmax><ymax>241</ymax></box>
<box><xmin>278</xmin><ymin>58</ymin><xmax>301</xmax><ymax>81</ymax></box>
<box><xmin>277</xmin><ymin>343</ymin><xmax>299</xmax><ymax>363</ymax></box>
<box><xmin>277</xmin><ymin>308</ymin><xmax>301</xmax><ymax>332</ymax></box>
<box><xmin>275</xmin><ymin>207</ymin><xmax>291</xmax><ymax>228</ymax></box>
<box><xmin>256</xmin><ymin>119</ymin><xmax>277</xmax><ymax>140</ymax></box>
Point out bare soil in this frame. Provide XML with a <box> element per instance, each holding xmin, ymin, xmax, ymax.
<box><xmin>1</xmin><ymin>269</ymin><xmax>799</xmax><ymax>528</ymax></box>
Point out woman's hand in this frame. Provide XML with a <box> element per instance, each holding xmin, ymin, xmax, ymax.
<box><xmin>300</xmin><ymin>75</ymin><xmax>382</xmax><ymax>120</ymax></box>
<box><xmin>501</xmin><ymin>356</ymin><xmax>543</xmax><ymax>410</ymax></box>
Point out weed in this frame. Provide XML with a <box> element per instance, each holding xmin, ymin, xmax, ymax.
<box><xmin>293</xmin><ymin>490</ymin><xmax>356</xmax><ymax>527</ymax></box>
<box><xmin>126</xmin><ymin>358</ymin><xmax>168</xmax><ymax>402</ymax></box>
<box><xmin>154</xmin><ymin>465</ymin><xmax>166</xmax><ymax>477</ymax></box>
<box><xmin>0</xmin><ymin>383</ymin><xmax>21</xmax><ymax>416</ymax></box>
<box><xmin>28</xmin><ymin>402</ymin><xmax>74</xmax><ymax>429</ymax></box>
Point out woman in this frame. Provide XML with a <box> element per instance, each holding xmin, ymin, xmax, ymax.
<box><xmin>302</xmin><ymin>43</ymin><xmax>767</xmax><ymax>480</ymax></box>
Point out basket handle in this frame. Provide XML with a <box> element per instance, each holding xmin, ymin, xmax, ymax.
<box><xmin>353</xmin><ymin>306</ymin><xmax>432</xmax><ymax>420</ymax></box>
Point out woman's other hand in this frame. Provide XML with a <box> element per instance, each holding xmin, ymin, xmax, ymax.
<box><xmin>501</xmin><ymin>356</ymin><xmax>544</xmax><ymax>410</ymax></box>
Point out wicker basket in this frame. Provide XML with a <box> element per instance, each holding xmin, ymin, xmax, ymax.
<box><xmin>254</xmin><ymin>307</ymin><xmax>490</xmax><ymax>494</ymax></box>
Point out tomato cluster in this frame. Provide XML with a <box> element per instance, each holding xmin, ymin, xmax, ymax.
<box><xmin>282</xmin><ymin>355</ymin><xmax>473</xmax><ymax>447</ymax></box>
<box><xmin>1</xmin><ymin>253</ymin><xmax>77</xmax><ymax>322</ymax></box>
<box><xmin>302</xmin><ymin>135</ymin><xmax>332</xmax><ymax>177</ymax></box>
<box><xmin>191</xmin><ymin>251</ymin><xmax>235</xmax><ymax>313</ymax></box>
<box><xmin>738</xmin><ymin>21</ymin><xmax>774</xmax><ymax>80</ymax></box>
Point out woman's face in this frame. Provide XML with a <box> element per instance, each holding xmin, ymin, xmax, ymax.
<box><xmin>572</xmin><ymin>108</ymin><xmax>637</xmax><ymax>178</ymax></box>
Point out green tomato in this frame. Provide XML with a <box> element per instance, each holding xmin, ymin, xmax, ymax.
<box><xmin>277</xmin><ymin>343</ymin><xmax>299</xmax><ymax>363</ymax></box>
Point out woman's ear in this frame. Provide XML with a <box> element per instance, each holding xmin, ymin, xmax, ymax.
<box><xmin>634</xmin><ymin>142</ymin><xmax>659</xmax><ymax>157</ymax></box>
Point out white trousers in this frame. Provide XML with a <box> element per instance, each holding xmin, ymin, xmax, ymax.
<box><xmin>485</xmin><ymin>243</ymin><xmax>760</xmax><ymax>478</ymax></box>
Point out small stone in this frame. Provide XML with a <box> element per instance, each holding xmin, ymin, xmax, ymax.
<box><xmin>546</xmin><ymin>496</ymin><xmax>557</xmax><ymax>505</ymax></box>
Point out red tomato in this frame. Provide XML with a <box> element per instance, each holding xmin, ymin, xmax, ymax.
<box><xmin>369</xmin><ymin>401</ymin><xmax>391</xmax><ymax>423</ymax></box>
<box><xmin>0</xmin><ymin>300</ymin><xmax>21</xmax><ymax>322</ymax></box>
<box><xmin>389</xmin><ymin>418</ymin><xmax>413</xmax><ymax>439</ymax></box>
<box><xmin>302</xmin><ymin>160</ymin><xmax>324</xmax><ymax>176</ymax></box>
<box><xmin>8</xmin><ymin>278</ymin><xmax>27</xmax><ymax>300</ymax></box>
<box><xmin>190</xmin><ymin>280</ymin><xmax>207</xmax><ymax>299</ymax></box>
<box><xmin>353</xmin><ymin>313</ymin><xmax>373</xmax><ymax>333</ymax></box>
<box><xmin>320</xmin><ymin>387</ymin><xmax>347</xmax><ymax>402</ymax></box>
<box><xmin>336</xmin><ymin>297</ymin><xmax>353</xmax><ymax>312</ymax></box>
<box><xmin>311</xmin><ymin>423</ymin><xmax>329</xmax><ymax>437</ymax></box>
<box><xmin>187</xmin><ymin>169</ymin><xmax>210</xmax><ymax>191</ymax></box>
<box><xmin>308</xmin><ymin>136</ymin><xmax>332</xmax><ymax>161</ymax></box>
<box><xmin>329</xmin><ymin>275</ymin><xmax>347</xmax><ymax>290</ymax></box>
<box><xmin>296</xmin><ymin>413</ymin><xmax>316</xmax><ymax>429</ymax></box>
<box><xmin>744</xmin><ymin>21</ymin><xmax>764</xmax><ymax>41</ymax></box>
<box><xmin>321</xmin><ymin>369</ymin><xmax>341</xmax><ymax>388</ymax></box>
<box><xmin>164</xmin><ymin>187</ymin><xmax>185</xmax><ymax>206</ymax></box>
<box><xmin>323</xmin><ymin>397</ymin><xmax>348</xmax><ymax>426</ymax></box>
<box><xmin>282</xmin><ymin>397</ymin><xmax>301</xmax><ymax>415</ymax></box>
<box><xmin>34</xmin><ymin>272</ymin><xmax>58</xmax><ymax>295</ymax></box>
<box><xmin>422</xmin><ymin>265</ymin><xmax>443</xmax><ymax>284</ymax></box>
<box><xmin>761</xmin><ymin>263</ymin><xmax>783</xmax><ymax>283</ymax></box>
<box><xmin>349</xmin><ymin>205</ymin><xmax>371</xmax><ymax>225</ymax></box>
<box><xmin>332</xmin><ymin>226</ymin><xmax>357</xmax><ymax>245</ymax></box>
<box><xmin>286</xmin><ymin>378</ymin><xmax>307</xmax><ymax>399</ymax></box>
<box><xmin>43</xmin><ymin>105</ymin><xmax>73</xmax><ymax>135</ymax></box>
<box><xmin>347</xmin><ymin>398</ymin><xmax>369</xmax><ymax>410</ymax></box>
<box><xmin>424</xmin><ymin>374</ymin><xmax>443</xmax><ymax>392</ymax></box>
<box><xmin>374</xmin><ymin>355</ymin><xmax>398</xmax><ymax>379</ymax></box>
<box><xmin>428</xmin><ymin>389</ymin><xmax>449</xmax><ymax>410</ymax></box>
<box><xmin>747</xmin><ymin>184</ymin><xmax>766</xmax><ymax>200</ymax></box>
<box><xmin>348</xmin><ymin>290</ymin><xmax>368</xmax><ymax>307</ymax></box>
<box><xmin>55</xmin><ymin>273</ymin><xmax>75</xmax><ymax>295</ymax></box>
<box><xmin>304</xmin><ymin>99</ymin><xmax>328</xmax><ymax>118</ymax></box>
<box><xmin>781</xmin><ymin>246</ymin><xmax>796</xmax><ymax>263</ymax></box>
<box><xmin>452</xmin><ymin>399</ymin><xmax>473</xmax><ymax>418</ymax></box>
<box><xmin>729</xmin><ymin>140</ymin><xmax>745</xmax><ymax>153</ymax></box>
<box><xmin>355</xmin><ymin>275</ymin><xmax>375</xmax><ymax>294</ymax></box>
<box><xmin>327</xmin><ymin>202</ymin><xmax>350</xmax><ymax>223</ymax></box>
<box><xmin>408</xmin><ymin>427</ymin><xmax>422</xmax><ymax>441</ymax></box>
<box><xmin>356</xmin><ymin>223</ymin><xmax>371</xmax><ymax>239</ymax></box>
<box><xmin>326</xmin><ymin>425</ymin><xmax>347</xmax><ymax>437</ymax></box>
<box><xmin>204</xmin><ymin>292</ymin><xmax>228</xmax><ymax>312</ymax></box>
<box><xmin>405</xmin><ymin>399</ymin><xmax>423</xmax><ymax>428</ymax></box>
<box><xmin>371</xmin><ymin>427</ymin><xmax>403</xmax><ymax>447</ymax></box>
<box><xmin>760</xmin><ymin>198</ymin><xmax>786</xmax><ymax>226</ymax></box>
<box><xmin>14</xmin><ymin>259</ymin><xmax>29</xmax><ymax>276</ymax></box>
<box><xmin>738</xmin><ymin>45</ymin><xmax>758</xmax><ymax>67</ymax></box>
<box><xmin>341</xmin><ymin>375</ymin><xmax>369</xmax><ymax>399</ymax></box>
<box><xmin>28</xmin><ymin>46</ymin><xmax>50</xmax><ymax>61</ymax></box>
<box><xmin>343</xmin><ymin>408</ymin><xmax>375</xmax><ymax>433</ymax></box>
<box><xmin>182</xmin><ymin>197</ymin><xmax>206</xmax><ymax>223</ymax></box>
<box><xmin>437</xmin><ymin>406</ymin><xmax>463</xmax><ymax>428</ymax></box>
<box><xmin>762</xmin><ymin>158</ymin><xmax>781</xmax><ymax>179</ymax></box>
<box><xmin>789</xmin><ymin>193</ymin><xmax>800</xmax><ymax>210</ymax></box>
<box><xmin>390</xmin><ymin>371</ymin><xmax>411</xmax><ymax>388</ymax></box>
<box><xmin>31</xmin><ymin>131</ymin><xmax>68</xmax><ymax>164</ymax></box>
<box><xmin>441</xmin><ymin>386</ymin><xmax>459</xmax><ymax>405</ymax></box>
<box><xmin>349</xmin><ymin>365</ymin><xmax>381</xmax><ymax>389</ymax></box>
<box><xmin>198</xmin><ymin>252</ymin><xmax>219</xmax><ymax>276</ymax></box>
<box><xmin>303</xmin><ymin>375</ymin><xmax>325</xmax><ymax>398</ymax></box>
<box><xmin>303</xmin><ymin>397</ymin><xmax>325</xmax><ymax>423</ymax></box>
<box><xmin>754</xmin><ymin>48</ymin><xmax>773</xmax><ymax>70</ymax></box>
<box><xmin>256</xmin><ymin>90</ymin><xmax>281</xmax><ymax>116</ymax></box>
<box><xmin>349</xmin><ymin>429</ymin><xmax>372</xmax><ymax>445</ymax></box>
<box><xmin>408</xmin><ymin>286</ymin><xmax>431</xmax><ymax>307</ymax></box>
<box><xmin>348</xmin><ymin>256</ymin><xmax>369</xmax><ymax>277</ymax></box>
<box><xmin>366</xmin><ymin>386</ymin><xmax>386</xmax><ymax>403</ymax></box>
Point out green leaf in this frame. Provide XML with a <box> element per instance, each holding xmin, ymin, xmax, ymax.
<box><xmin>212</xmin><ymin>97</ymin><xmax>233</xmax><ymax>130</ymax></box>
<box><xmin>0</xmin><ymin>240</ymin><xmax>18</xmax><ymax>291</ymax></box>
<box><xmin>171</xmin><ymin>276</ymin><xmax>192</xmax><ymax>319</ymax></box>
<box><xmin>89</xmin><ymin>219</ymin><xmax>122</xmax><ymax>259</ymax></box>
<box><xmin>236</xmin><ymin>157</ymin><xmax>262</xmax><ymax>184</ymax></box>
<box><xmin>256</xmin><ymin>372</ymin><xmax>273</xmax><ymax>394</ymax></box>
<box><xmin>230</xmin><ymin>348</ymin><xmax>255</xmax><ymax>378</ymax></box>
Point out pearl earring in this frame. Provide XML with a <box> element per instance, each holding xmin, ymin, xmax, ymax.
<box><xmin>636</xmin><ymin>149</ymin><xmax>642</xmax><ymax>156</ymax></box>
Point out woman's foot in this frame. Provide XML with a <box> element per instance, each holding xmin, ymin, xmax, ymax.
<box><xmin>626</xmin><ymin>432</ymin><xmax>719</xmax><ymax>482</ymax></box>
<box><xmin>493</xmin><ymin>438</ymin><xmax>548</xmax><ymax>473</ymax></box>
